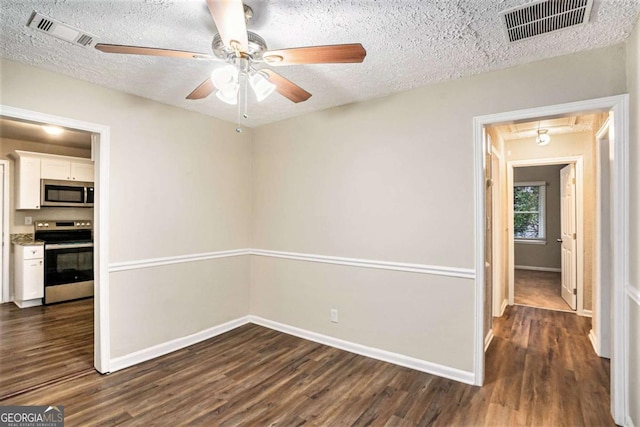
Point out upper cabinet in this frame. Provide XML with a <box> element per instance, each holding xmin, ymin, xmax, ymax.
<box><xmin>41</xmin><ymin>158</ymin><xmax>94</xmax><ymax>182</ymax></box>
<box><xmin>10</xmin><ymin>151</ymin><xmax>94</xmax><ymax>210</ymax></box>
<box><xmin>13</xmin><ymin>155</ymin><xmax>41</xmax><ymax>210</ymax></box>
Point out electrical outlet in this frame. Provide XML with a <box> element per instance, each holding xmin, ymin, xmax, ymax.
<box><xmin>24</xmin><ymin>216</ymin><xmax>33</xmax><ymax>225</ymax></box>
<box><xmin>330</xmin><ymin>309</ymin><xmax>338</xmax><ymax>323</ymax></box>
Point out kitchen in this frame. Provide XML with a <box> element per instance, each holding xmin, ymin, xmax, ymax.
<box><xmin>0</xmin><ymin>118</ymin><xmax>95</xmax><ymax>399</ymax></box>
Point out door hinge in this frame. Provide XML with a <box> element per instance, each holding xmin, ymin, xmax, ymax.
<box><xmin>572</xmin><ymin>178</ymin><xmax>576</xmax><ymax>185</ymax></box>
<box><xmin>573</xmin><ymin>233</ymin><xmax>577</xmax><ymax>239</ymax></box>
<box><xmin>573</xmin><ymin>288</ymin><xmax>577</xmax><ymax>295</ymax></box>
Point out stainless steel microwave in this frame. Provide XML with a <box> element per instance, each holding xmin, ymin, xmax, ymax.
<box><xmin>41</xmin><ymin>179</ymin><xmax>94</xmax><ymax>208</ymax></box>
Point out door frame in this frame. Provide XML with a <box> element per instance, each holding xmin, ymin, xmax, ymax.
<box><xmin>0</xmin><ymin>105</ymin><xmax>111</xmax><ymax>374</ymax></box>
<box><xmin>506</xmin><ymin>157</ymin><xmax>584</xmax><ymax>314</ymax></box>
<box><xmin>593</xmin><ymin>118</ymin><xmax>612</xmax><ymax>358</ymax></box>
<box><xmin>0</xmin><ymin>161</ymin><xmax>9</xmax><ymax>303</ymax></box>
<box><xmin>472</xmin><ymin>94</ymin><xmax>629</xmax><ymax>424</ymax></box>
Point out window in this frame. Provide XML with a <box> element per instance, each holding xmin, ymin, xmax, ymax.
<box><xmin>514</xmin><ymin>181</ymin><xmax>546</xmax><ymax>241</ymax></box>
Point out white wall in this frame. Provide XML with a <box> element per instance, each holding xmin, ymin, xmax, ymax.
<box><xmin>626</xmin><ymin>17</ymin><xmax>640</xmax><ymax>427</ymax></box>
<box><xmin>251</xmin><ymin>45</ymin><xmax>626</xmax><ymax>374</ymax></box>
<box><xmin>0</xmin><ymin>58</ymin><xmax>252</xmax><ymax>359</ymax></box>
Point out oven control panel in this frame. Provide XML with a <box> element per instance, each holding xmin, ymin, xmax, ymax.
<box><xmin>35</xmin><ymin>220</ymin><xmax>92</xmax><ymax>230</ymax></box>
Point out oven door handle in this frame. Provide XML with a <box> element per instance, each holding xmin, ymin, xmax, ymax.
<box><xmin>45</xmin><ymin>243</ymin><xmax>94</xmax><ymax>250</ymax></box>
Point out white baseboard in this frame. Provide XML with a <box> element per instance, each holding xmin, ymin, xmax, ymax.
<box><xmin>109</xmin><ymin>314</ymin><xmax>477</xmax><ymax>386</ymax></box>
<box><xmin>514</xmin><ymin>265</ymin><xmax>561</xmax><ymax>273</ymax></box>
<box><xmin>582</xmin><ymin>309</ymin><xmax>593</xmax><ymax>317</ymax></box>
<box><xmin>484</xmin><ymin>329</ymin><xmax>494</xmax><ymax>352</ymax></box>
<box><xmin>500</xmin><ymin>299</ymin><xmax>508</xmax><ymax>317</ymax></box>
<box><xmin>109</xmin><ymin>316</ymin><xmax>251</xmax><ymax>372</ymax></box>
<box><xmin>249</xmin><ymin>315</ymin><xmax>475</xmax><ymax>385</ymax></box>
<box><xmin>14</xmin><ymin>299</ymin><xmax>42</xmax><ymax>308</ymax></box>
<box><xmin>588</xmin><ymin>329</ymin><xmax>599</xmax><ymax>355</ymax></box>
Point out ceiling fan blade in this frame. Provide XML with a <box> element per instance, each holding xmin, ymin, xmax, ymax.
<box><xmin>262</xmin><ymin>70</ymin><xmax>312</xmax><ymax>103</ymax></box>
<box><xmin>186</xmin><ymin>78</ymin><xmax>215</xmax><ymax>100</ymax></box>
<box><xmin>206</xmin><ymin>0</ymin><xmax>248</xmax><ymax>51</ymax></box>
<box><xmin>263</xmin><ymin>43</ymin><xmax>366</xmax><ymax>65</ymax></box>
<box><xmin>95</xmin><ymin>43</ymin><xmax>215</xmax><ymax>60</ymax></box>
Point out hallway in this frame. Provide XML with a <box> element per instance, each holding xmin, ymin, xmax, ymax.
<box><xmin>514</xmin><ymin>269</ymin><xmax>573</xmax><ymax>311</ymax></box>
<box><xmin>487</xmin><ymin>305</ymin><xmax>612</xmax><ymax>425</ymax></box>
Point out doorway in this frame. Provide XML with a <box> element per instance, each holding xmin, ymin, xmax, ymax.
<box><xmin>0</xmin><ymin>161</ymin><xmax>9</xmax><ymax>304</ymax></box>
<box><xmin>472</xmin><ymin>95</ymin><xmax>629</xmax><ymax>425</ymax></box>
<box><xmin>511</xmin><ymin>163</ymin><xmax>573</xmax><ymax>312</ymax></box>
<box><xmin>0</xmin><ymin>105</ymin><xmax>110</xmax><ymax>377</ymax></box>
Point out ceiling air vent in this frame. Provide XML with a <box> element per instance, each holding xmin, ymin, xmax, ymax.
<box><xmin>501</xmin><ymin>0</ymin><xmax>593</xmax><ymax>43</ymax></box>
<box><xmin>26</xmin><ymin>12</ymin><xmax>96</xmax><ymax>48</ymax></box>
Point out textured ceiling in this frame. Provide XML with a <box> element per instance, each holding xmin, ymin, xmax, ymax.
<box><xmin>1</xmin><ymin>1</ymin><xmax>639</xmax><ymax>128</ymax></box>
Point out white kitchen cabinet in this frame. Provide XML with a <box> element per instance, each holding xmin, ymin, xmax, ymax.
<box><xmin>70</xmin><ymin>161</ymin><xmax>94</xmax><ymax>182</ymax></box>
<box><xmin>13</xmin><ymin>155</ymin><xmax>41</xmax><ymax>210</ymax></box>
<box><xmin>42</xmin><ymin>158</ymin><xmax>94</xmax><ymax>182</ymax></box>
<box><xmin>14</xmin><ymin>244</ymin><xmax>44</xmax><ymax>308</ymax></box>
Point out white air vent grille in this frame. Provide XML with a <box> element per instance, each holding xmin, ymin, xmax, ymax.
<box><xmin>27</xmin><ymin>12</ymin><xmax>96</xmax><ymax>48</ymax></box>
<box><xmin>501</xmin><ymin>0</ymin><xmax>593</xmax><ymax>42</ymax></box>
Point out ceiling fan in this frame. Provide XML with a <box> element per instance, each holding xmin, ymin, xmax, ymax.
<box><xmin>94</xmin><ymin>0</ymin><xmax>367</xmax><ymax>109</ymax></box>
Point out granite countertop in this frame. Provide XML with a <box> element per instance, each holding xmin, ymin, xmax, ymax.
<box><xmin>11</xmin><ymin>233</ymin><xmax>45</xmax><ymax>246</ymax></box>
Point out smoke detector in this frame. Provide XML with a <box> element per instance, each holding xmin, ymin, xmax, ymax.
<box><xmin>27</xmin><ymin>12</ymin><xmax>96</xmax><ymax>48</ymax></box>
<box><xmin>501</xmin><ymin>0</ymin><xmax>593</xmax><ymax>43</ymax></box>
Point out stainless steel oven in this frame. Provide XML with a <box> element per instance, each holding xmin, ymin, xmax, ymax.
<box><xmin>35</xmin><ymin>220</ymin><xmax>94</xmax><ymax>304</ymax></box>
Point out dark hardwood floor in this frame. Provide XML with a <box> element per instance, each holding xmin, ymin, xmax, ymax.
<box><xmin>0</xmin><ymin>298</ymin><xmax>94</xmax><ymax>400</ymax></box>
<box><xmin>514</xmin><ymin>269</ymin><xmax>572</xmax><ymax>311</ymax></box>
<box><xmin>0</xmin><ymin>303</ymin><xmax>613</xmax><ymax>426</ymax></box>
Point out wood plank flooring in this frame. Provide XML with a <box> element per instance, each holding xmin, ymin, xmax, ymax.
<box><xmin>514</xmin><ymin>269</ymin><xmax>572</xmax><ymax>311</ymax></box>
<box><xmin>0</xmin><ymin>303</ymin><xmax>613</xmax><ymax>426</ymax></box>
<box><xmin>0</xmin><ymin>298</ymin><xmax>94</xmax><ymax>400</ymax></box>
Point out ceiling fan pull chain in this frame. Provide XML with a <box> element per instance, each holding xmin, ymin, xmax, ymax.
<box><xmin>236</xmin><ymin>72</ymin><xmax>249</xmax><ymax>133</ymax></box>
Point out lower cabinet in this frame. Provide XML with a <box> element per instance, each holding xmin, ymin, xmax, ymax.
<box><xmin>14</xmin><ymin>244</ymin><xmax>44</xmax><ymax>308</ymax></box>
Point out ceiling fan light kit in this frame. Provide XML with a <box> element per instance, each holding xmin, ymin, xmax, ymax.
<box><xmin>93</xmin><ymin>0</ymin><xmax>367</xmax><ymax>132</ymax></box>
<box><xmin>536</xmin><ymin>128</ymin><xmax>551</xmax><ymax>146</ymax></box>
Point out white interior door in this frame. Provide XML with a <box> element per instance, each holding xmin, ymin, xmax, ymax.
<box><xmin>560</xmin><ymin>164</ymin><xmax>577</xmax><ymax>310</ymax></box>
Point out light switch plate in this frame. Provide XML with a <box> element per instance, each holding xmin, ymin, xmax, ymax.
<box><xmin>25</xmin><ymin>216</ymin><xmax>33</xmax><ymax>225</ymax></box>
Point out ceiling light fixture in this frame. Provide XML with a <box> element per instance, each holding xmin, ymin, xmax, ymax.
<box><xmin>535</xmin><ymin>122</ymin><xmax>550</xmax><ymax>146</ymax></box>
<box><xmin>210</xmin><ymin>57</ymin><xmax>276</xmax><ymax>132</ymax></box>
<box><xmin>42</xmin><ymin>125</ymin><xmax>64</xmax><ymax>135</ymax></box>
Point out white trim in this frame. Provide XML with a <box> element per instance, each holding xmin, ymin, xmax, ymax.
<box><xmin>627</xmin><ymin>284</ymin><xmax>640</xmax><ymax>306</ymax></box>
<box><xmin>110</xmin><ymin>316</ymin><xmax>250</xmax><ymax>372</ymax></box>
<box><xmin>0</xmin><ymin>105</ymin><xmax>111</xmax><ymax>374</ymax></box>
<box><xmin>627</xmin><ymin>415</ymin><xmax>637</xmax><ymax>427</ymax></box>
<box><xmin>514</xmin><ymin>265</ymin><xmax>561</xmax><ymax>272</ymax></box>
<box><xmin>473</xmin><ymin>95</ymin><xmax>629</xmax><ymax>426</ymax></box>
<box><xmin>107</xmin><ymin>248</ymin><xmax>474</xmax><ymax>280</ymax></box>
<box><xmin>499</xmin><ymin>298</ymin><xmax>508</xmax><ymax>317</ymax></box>
<box><xmin>484</xmin><ymin>329</ymin><xmax>494</xmax><ymax>352</ymax></box>
<box><xmin>594</xmin><ymin>118</ymin><xmax>612</xmax><ymax>359</ymax></box>
<box><xmin>249</xmin><ymin>315</ymin><xmax>475</xmax><ymax>385</ymax></box>
<box><xmin>582</xmin><ymin>309</ymin><xmax>592</xmax><ymax>317</ymax></box>
<box><xmin>514</xmin><ymin>239</ymin><xmax>547</xmax><ymax>245</ymax></box>
<box><xmin>0</xmin><ymin>161</ymin><xmax>10</xmax><ymax>303</ymax></box>
<box><xmin>251</xmin><ymin>249</ymin><xmax>476</xmax><ymax>279</ymax></box>
<box><xmin>109</xmin><ymin>249</ymin><xmax>251</xmax><ymax>272</ymax></box>
<box><xmin>13</xmin><ymin>299</ymin><xmax>43</xmax><ymax>308</ymax></box>
<box><xmin>588</xmin><ymin>329</ymin><xmax>598</xmax><ymax>354</ymax></box>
